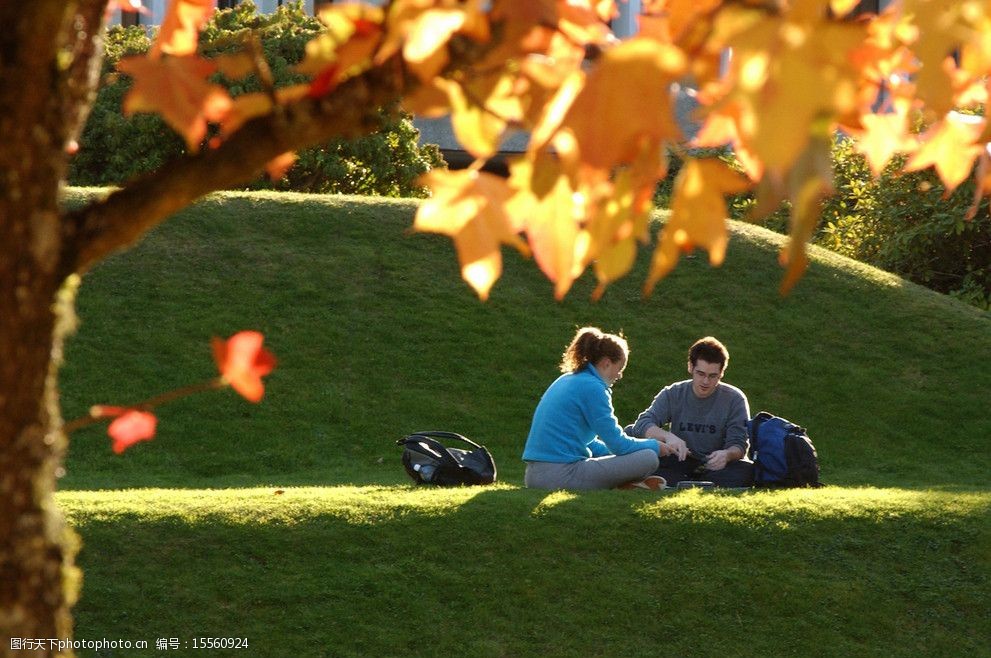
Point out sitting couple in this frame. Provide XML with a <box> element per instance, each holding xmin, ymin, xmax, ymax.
<box><xmin>522</xmin><ymin>327</ymin><xmax>754</xmax><ymax>491</ymax></box>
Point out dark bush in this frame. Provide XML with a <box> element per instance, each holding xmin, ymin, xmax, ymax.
<box><xmin>69</xmin><ymin>1</ymin><xmax>444</xmax><ymax>197</ymax></box>
<box><xmin>820</xmin><ymin>136</ymin><xmax>990</xmax><ymax>309</ymax></box>
<box><xmin>652</xmin><ymin>136</ymin><xmax>990</xmax><ymax>309</ymax></box>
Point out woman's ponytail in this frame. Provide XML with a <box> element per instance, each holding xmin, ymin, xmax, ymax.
<box><xmin>559</xmin><ymin>326</ymin><xmax>628</xmax><ymax>373</ymax></box>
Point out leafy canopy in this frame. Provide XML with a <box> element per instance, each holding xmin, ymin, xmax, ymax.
<box><xmin>116</xmin><ymin>0</ymin><xmax>991</xmax><ymax>298</ymax></box>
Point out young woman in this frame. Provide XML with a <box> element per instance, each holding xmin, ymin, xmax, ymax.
<box><xmin>522</xmin><ymin>327</ymin><xmax>670</xmax><ymax>490</ymax></box>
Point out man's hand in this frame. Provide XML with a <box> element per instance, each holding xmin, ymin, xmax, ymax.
<box><xmin>705</xmin><ymin>446</ymin><xmax>743</xmax><ymax>471</ymax></box>
<box><xmin>663</xmin><ymin>435</ymin><xmax>689</xmax><ymax>461</ymax></box>
<box><xmin>705</xmin><ymin>449</ymin><xmax>730</xmax><ymax>471</ymax></box>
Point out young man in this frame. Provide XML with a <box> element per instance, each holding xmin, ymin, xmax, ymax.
<box><xmin>626</xmin><ymin>336</ymin><xmax>754</xmax><ymax>488</ymax></box>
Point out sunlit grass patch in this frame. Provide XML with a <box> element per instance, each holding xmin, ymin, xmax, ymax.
<box><xmin>59</xmin><ymin>484</ymin><xmax>990</xmax><ymax>657</ymax></box>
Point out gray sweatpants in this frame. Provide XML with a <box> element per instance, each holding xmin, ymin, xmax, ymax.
<box><xmin>524</xmin><ymin>449</ymin><xmax>660</xmax><ymax>490</ymax></box>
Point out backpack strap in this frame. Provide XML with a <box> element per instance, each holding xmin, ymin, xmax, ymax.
<box><xmin>404</xmin><ymin>430</ymin><xmax>485</xmax><ymax>451</ymax></box>
<box><xmin>396</xmin><ymin>433</ymin><xmax>463</xmax><ymax>471</ymax></box>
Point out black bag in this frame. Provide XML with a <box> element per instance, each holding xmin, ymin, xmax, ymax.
<box><xmin>396</xmin><ymin>431</ymin><xmax>497</xmax><ymax>486</ymax></box>
<box><xmin>747</xmin><ymin>411</ymin><xmax>822</xmax><ymax>488</ymax></box>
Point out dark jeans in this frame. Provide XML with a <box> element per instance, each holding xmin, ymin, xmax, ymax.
<box><xmin>653</xmin><ymin>454</ymin><xmax>755</xmax><ymax>488</ymax></box>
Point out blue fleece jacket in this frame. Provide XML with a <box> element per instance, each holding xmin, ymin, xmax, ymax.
<box><xmin>522</xmin><ymin>364</ymin><xmax>661</xmax><ymax>463</ymax></box>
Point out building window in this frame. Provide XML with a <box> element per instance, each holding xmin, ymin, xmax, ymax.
<box><xmin>218</xmin><ymin>0</ymin><xmax>238</xmax><ymax>9</ymax></box>
<box><xmin>121</xmin><ymin>10</ymin><xmax>140</xmax><ymax>27</ymax></box>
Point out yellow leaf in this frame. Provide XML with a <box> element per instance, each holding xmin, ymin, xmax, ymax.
<box><xmin>153</xmin><ymin>0</ymin><xmax>213</xmax><ymax>57</ymax></box>
<box><xmin>581</xmin><ymin>143</ymin><xmax>662</xmax><ymax>298</ymax></box>
<box><xmin>853</xmin><ymin>111</ymin><xmax>917</xmax><ymax>176</ymax></box>
<box><xmin>778</xmin><ymin>132</ymin><xmax>833</xmax><ymax>295</ymax></box>
<box><xmin>645</xmin><ymin>158</ymin><xmax>751</xmax><ymax>295</ymax></box>
<box><xmin>380</xmin><ymin>2</ymin><xmax>489</xmax><ymax>82</ymax></box>
<box><xmin>414</xmin><ymin>169</ymin><xmax>528</xmax><ymax>300</ymax></box>
<box><xmin>442</xmin><ymin>79</ymin><xmax>506</xmax><ymax>160</ymax></box>
<box><xmin>829</xmin><ymin>0</ymin><xmax>862</xmax><ymax>18</ymax></box>
<box><xmin>529</xmin><ymin>70</ymin><xmax>585</xmax><ymax>156</ymax></box>
<box><xmin>508</xmin><ymin>155</ymin><xmax>582</xmax><ymax>300</ymax></box>
<box><xmin>905</xmin><ymin>112</ymin><xmax>985</xmax><ymax>192</ymax></box>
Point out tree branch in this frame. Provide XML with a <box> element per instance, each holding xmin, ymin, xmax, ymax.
<box><xmin>62</xmin><ymin>58</ymin><xmax>409</xmax><ymax>275</ymax></box>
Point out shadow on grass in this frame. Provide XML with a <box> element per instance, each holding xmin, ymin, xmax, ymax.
<box><xmin>64</xmin><ymin>485</ymin><xmax>991</xmax><ymax>658</ymax></box>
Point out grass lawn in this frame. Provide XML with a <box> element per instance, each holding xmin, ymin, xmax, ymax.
<box><xmin>56</xmin><ymin>189</ymin><xmax>990</xmax><ymax>656</ymax></box>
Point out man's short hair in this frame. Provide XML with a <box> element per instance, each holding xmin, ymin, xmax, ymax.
<box><xmin>688</xmin><ymin>336</ymin><xmax>729</xmax><ymax>371</ymax></box>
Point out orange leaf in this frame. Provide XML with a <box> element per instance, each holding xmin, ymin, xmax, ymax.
<box><xmin>118</xmin><ymin>54</ymin><xmax>232</xmax><ymax>151</ymax></box>
<box><xmin>153</xmin><ymin>0</ymin><xmax>214</xmax><ymax>58</ymax></box>
<box><xmin>108</xmin><ymin>0</ymin><xmax>150</xmax><ymax>16</ymax></box>
<box><xmin>212</xmin><ymin>331</ymin><xmax>277</xmax><ymax>403</ymax></box>
<box><xmin>266</xmin><ymin>152</ymin><xmax>297</xmax><ymax>180</ymax></box>
<box><xmin>563</xmin><ymin>38</ymin><xmax>686</xmax><ymax>170</ymax></box>
<box><xmin>645</xmin><ymin>158</ymin><xmax>751</xmax><ymax>294</ymax></box>
<box><xmin>108</xmin><ymin>410</ymin><xmax>158</xmax><ymax>454</ymax></box>
<box><xmin>214</xmin><ymin>52</ymin><xmax>256</xmax><ymax>80</ymax></box>
<box><xmin>297</xmin><ymin>6</ymin><xmax>384</xmax><ymax>89</ymax></box>
<box><xmin>414</xmin><ymin>169</ymin><xmax>529</xmax><ymax>300</ymax></box>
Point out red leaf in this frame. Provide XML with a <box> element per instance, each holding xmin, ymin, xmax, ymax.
<box><xmin>307</xmin><ymin>64</ymin><xmax>341</xmax><ymax>98</ymax></box>
<box><xmin>212</xmin><ymin>331</ymin><xmax>277</xmax><ymax>403</ymax></box>
<box><xmin>108</xmin><ymin>410</ymin><xmax>158</xmax><ymax>454</ymax></box>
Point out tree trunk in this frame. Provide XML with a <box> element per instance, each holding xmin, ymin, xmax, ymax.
<box><xmin>1</xmin><ymin>2</ymin><xmax>104</xmax><ymax>656</ymax></box>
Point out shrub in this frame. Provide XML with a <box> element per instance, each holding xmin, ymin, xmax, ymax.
<box><xmin>653</xmin><ymin>135</ymin><xmax>991</xmax><ymax>309</ymax></box>
<box><xmin>69</xmin><ymin>1</ymin><xmax>444</xmax><ymax>196</ymax></box>
<box><xmin>821</xmin><ymin>136</ymin><xmax>991</xmax><ymax>309</ymax></box>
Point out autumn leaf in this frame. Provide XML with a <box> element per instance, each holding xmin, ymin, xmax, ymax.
<box><xmin>297</xmin><ymin>6</ymin><xmax>384</xmax><ymax>96</ymax></box>
<box><xmin>118</xmin><ymin>55</ymin><xmax>232</xmax><ymax>151</ymax></box>
<box><xmin>265</xmin><ymin>152</ymin><xmax>297</xmax><ymax>180</ymax></box>
<box><xmin>441</xmin><ymin>79</ymin><xmax>508</xmax><ymax>160</ymax></box>
<box><xmin>213</xmin><ymin>52</ymin><xmax>256</xmax><ymax>81</ymax></box>
<box><xmin>904</xmin><ymin>112</ymin><xmax>985</xmax><ymax>193</ymax></box>
<box><xmin>212</xmin><ymin>331</ymin><xmax>277</xmax><ymax>403</ymax></box>
<box><xmin>562</xmin><ymin>38</ymin><xmax>686</xmax><ymax>170</ymax></box>
<box><xmin>378</xmin><ymin>0</ymin><xmax>490</xmax><ymax>82</ymax></box>
<box><xmin>217</xmin><ymin>85</ymin><xmax>309</xmax><ymax>139</ymax></box>
<box><xmin>107</xmin><ymin>0</ymin><xmax>150</xmax><ymax>16</ymax></box>
<box><xmin>583</xmin><ymin>142</ymin><xmax>663</xmax><ymax>300</ymax></box>
<box><xmin>414</xmin><ymin>169</ymin><xmax>529</xmax><ymax>300</ymax></box>
<box><xmin>507</xmin><ymin>154</ymin><xmax>582</xmax><ymax>300</ymax></box>
<box><xmin>152</xmin><ymin>0</ymin><xmax>214</xmax><ymax>58</ymax></box>
<box><xmin>778</xmin><ymin>131</ymin><xmax>834</xmax><ymax>295</ymax></box>
<box><xmin>104</xmin><ymin>409</ymin><xmax>158</xmax><ymax>454</ymax></box>
<box><xmin>853</xmin><ymin>110</ymin><xmax>917</xmax><ymax>176</ymax></box>
<box><xmin>645</xmin><ymin>157</ymin><xmax>751</xmax><ymax>294</ymax></box>
<box><xmin>967</xmin><ymin>148</ymin><xmax>991</xmax><ymax>220</ymax></box>
<box><xmin>829</xmin><ymin>0</ymin><xmax>862</xmax><ymax>18</ymax></box>
<box><xmin>708</xmin><ymin>4</ymin><xmax>869</xmax><ymax>174</ymax></box>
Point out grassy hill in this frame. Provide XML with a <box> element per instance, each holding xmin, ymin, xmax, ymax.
<box><xmin>56</xmin><ymin>189</ymin><xmax>990</xmax><ymax>656</ymax></box>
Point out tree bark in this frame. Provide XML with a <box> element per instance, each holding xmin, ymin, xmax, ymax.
<box><xmin>0</xmin><ymin>2</ymin><xmax>444</xmax><ymax>653</ymax></box>
<box><xmin>1</xmin><ymin>2</ymin><xmax>104</xmax><ymax>656</ymax></box>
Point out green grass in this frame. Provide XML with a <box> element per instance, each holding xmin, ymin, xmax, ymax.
<box><xmin>56</xmin><ymin>188</ymin><xmax>991</xmax><ymax>656</ymax></box>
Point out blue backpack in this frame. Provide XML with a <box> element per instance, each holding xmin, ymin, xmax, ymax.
<box><xmin>747</xmin><ymin>412</ymin><xmax>822</xmax><ymax>488</ymax></box>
